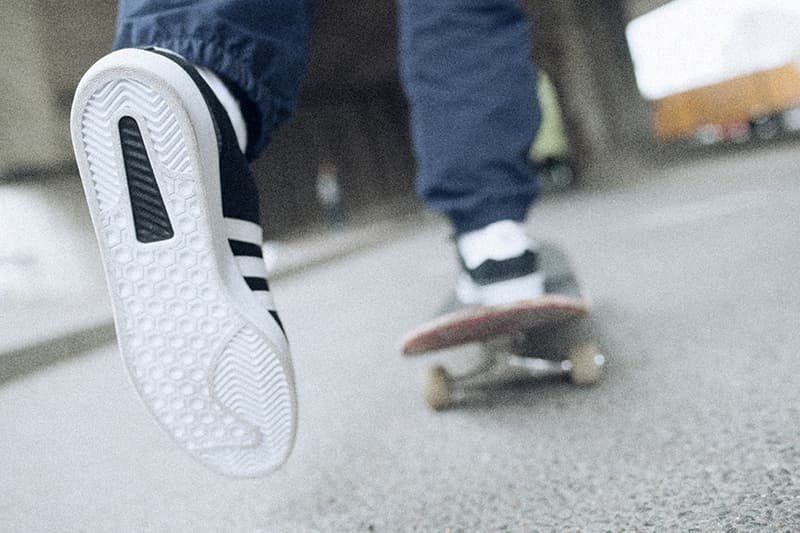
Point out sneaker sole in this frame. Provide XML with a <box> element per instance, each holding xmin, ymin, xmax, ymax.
<box><xmin>456</xmin><ymin>271</ymin><xmax>546</xmax><ymax>307</ymax></box>
<box><xmin>70</xmin><ymin>49</ymin><xmax>296</xmax><ymax>477</ymax></box>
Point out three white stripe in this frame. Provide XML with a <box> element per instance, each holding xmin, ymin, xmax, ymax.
<box><xmin>225</xmin><ymin>217</ymin><xmax>275</xmax><ymax>311</ymax></box>
<box><xmin>235</xmin><ymin>255</ymin><xmax>269</xmax><ymax>279</ymax></box>
<box><xmin>225</xmin><ymin>216</ymin><xmax>263</xmax><ymax>244</ymax></box>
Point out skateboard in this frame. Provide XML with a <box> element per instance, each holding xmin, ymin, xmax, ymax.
<box><xmin>400</xmin><ymin>243</ymin><xmax>605</xmax><ymax>410</ymax></box>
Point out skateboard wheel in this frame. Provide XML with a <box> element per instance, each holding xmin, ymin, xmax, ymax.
<box><xmin>567</xmin><ymin>342</ymin><xmax>604</xmax><ymax>385</ymax></box>
<box><xmin>423</xmin><ymin>366</ymin><xmax>451</xmax><ymax>411</ymax></box>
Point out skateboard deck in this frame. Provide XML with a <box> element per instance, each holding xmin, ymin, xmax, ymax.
<box><xmin>400</xmin><ymin>243</ymin><xmax>605</xmax><ymax>410</ymax></box>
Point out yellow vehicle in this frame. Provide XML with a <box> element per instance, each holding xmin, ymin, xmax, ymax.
<box><xmin>651</xmin><ymin>62</ymin><xmax>800</xmax><ymax>142</ymax></box>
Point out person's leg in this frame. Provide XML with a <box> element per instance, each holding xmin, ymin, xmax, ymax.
<box><xmin>114</xmin><ymin>0</ymin><xmax>317</xmax><ymax>161</ymax></box>
<box><xmin>70</xmin><ymin>0</ymin><xmax>316</xmax><ymax>477</ymax></box>
<box><xmin>398</xmin><ymin>0</ymin><xmax>545</xmax><ymax>305</ymax></box>
<box><xmin>398</xmin><ymin>0</ymin><xmax>541</xmax><ymax>235</ymax></box>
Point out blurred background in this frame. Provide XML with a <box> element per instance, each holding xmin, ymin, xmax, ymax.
<box><xmin>3</xmin><ymin>1</ymin><xmax>800</xmax><ymax>529</ymax></box>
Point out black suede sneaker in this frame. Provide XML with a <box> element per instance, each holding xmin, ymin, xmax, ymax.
<box><xmin>70</xmin><ymin>48</ymin><xmax>295</xmax><ymax>477</ymax></box>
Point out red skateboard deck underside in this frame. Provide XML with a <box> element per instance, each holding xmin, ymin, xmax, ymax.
<box><xmin>401</xmin><ymin>295</ymin><xmax>587</xmax><ymax>355</ymax></box>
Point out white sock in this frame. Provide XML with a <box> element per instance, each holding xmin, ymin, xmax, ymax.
<box><xmin>457</xmin><ymin>220</ymin><xmax>533</xmax><ymax>269</ymax></box>
<box><xmin>196</xmin><ymin>66</ymin><xmax>248</xmax><ymax>154</ymax></box>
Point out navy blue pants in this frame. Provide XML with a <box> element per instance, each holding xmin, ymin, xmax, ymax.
<box><xmin>115</xmin><ymin>0</ymin><xmax>540</xmax><ymax>234</ymax></box>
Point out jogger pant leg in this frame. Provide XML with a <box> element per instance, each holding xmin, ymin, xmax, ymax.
<box><xmin>114</xmin><ymin>0</ymin><xmax>318</xmax><ymax>161</ymax></box>
<box><xmin>398</xmin><ymin>0</ymin><xmax>541</xmax><ymax>235</ymax></box>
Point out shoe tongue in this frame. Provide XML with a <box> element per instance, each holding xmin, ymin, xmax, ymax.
<box><xmin>457</xmin><ymin>220</ymin><xmax>531</xmax><ymax>269</ymax></box>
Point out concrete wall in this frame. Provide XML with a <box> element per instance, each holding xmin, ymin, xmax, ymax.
<box><xmin>0</xmin><ymin>2</ymin><xmax>73</xmax><ymax>175</ymax></box>
<box><xmin>524</xmin><ymin>0</ymin><xmax>655</xmax><ymax>185</ymax></box>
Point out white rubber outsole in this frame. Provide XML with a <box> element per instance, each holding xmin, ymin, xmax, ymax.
<box><xmin>456</xmin><ymin>271</ymin><xmax>546</xmax><ymax>307</ymax></box>
<box><xmin>70</xmin><ymin>49</ymin><xmax>296</xmax><ymax>477</ymax></box>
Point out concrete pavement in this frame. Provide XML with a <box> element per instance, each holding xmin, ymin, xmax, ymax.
<box><xmin>2</xmin><ymin>143</ymin><xmax>800</xmax><ymax>531</ymax></box>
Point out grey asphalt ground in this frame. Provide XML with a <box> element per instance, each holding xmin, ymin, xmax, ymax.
<box><xmin>2</xmin><ymin>143</ymin><xmax>800</xmax><ymax>531</ymax></box>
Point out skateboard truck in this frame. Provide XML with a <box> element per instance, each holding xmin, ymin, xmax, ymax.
<box><xmin>423</xmin><ymin>340</ymin><xmax>605</xmax><ymax>411</ymax></box>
